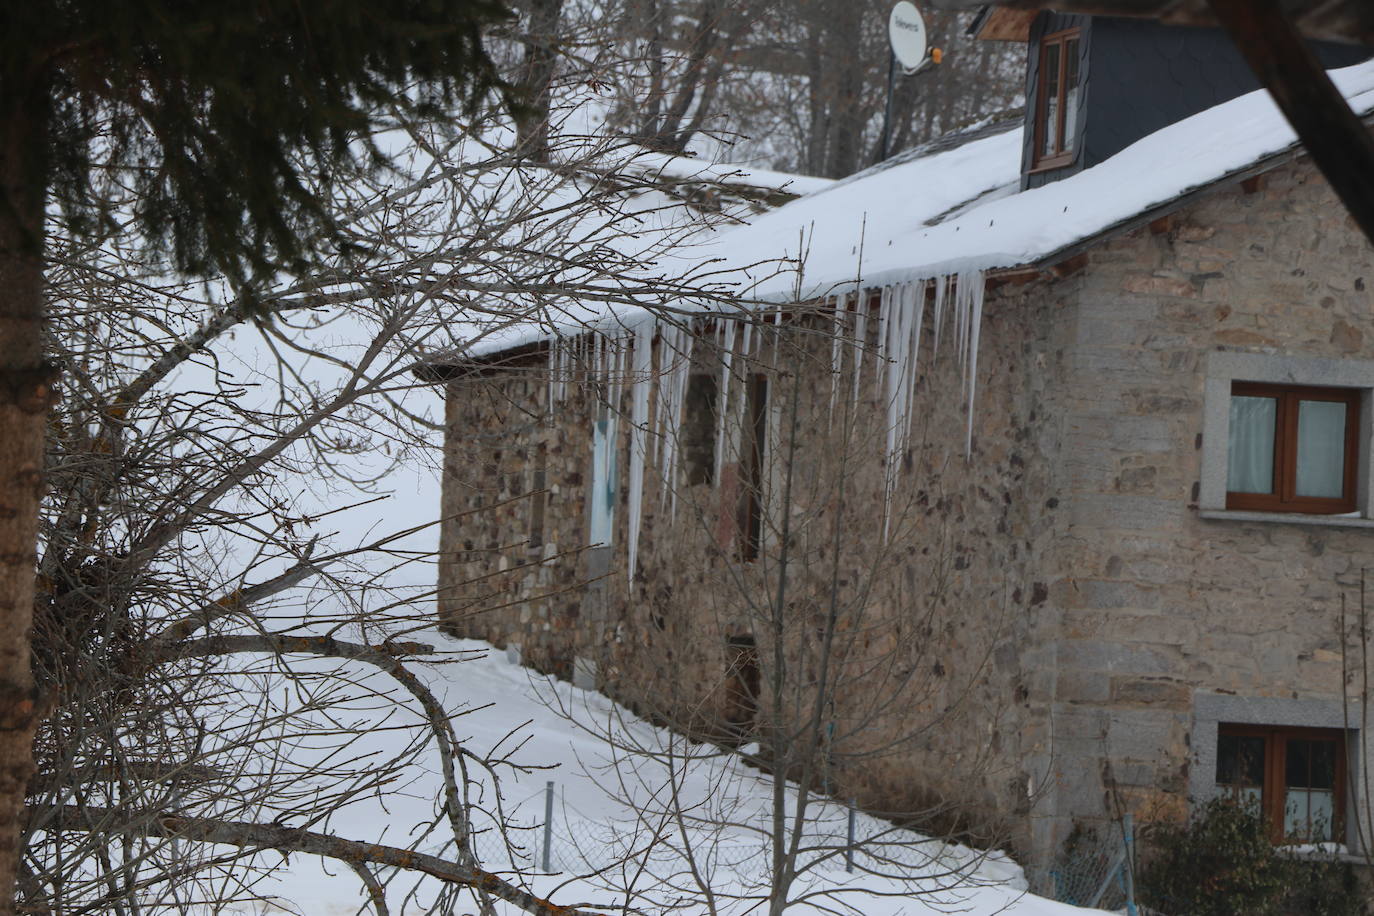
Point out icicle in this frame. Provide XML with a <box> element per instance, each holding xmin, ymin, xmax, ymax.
<box><xmin>962</xmin><ymin>270</ymin><xmax>986</xmax><ymax>457</ymax></box>
<box><xmin>771</xmin><ymin>304</ymin><xmax>784</xmax><ymax>368</ymax></box>
<box><xmin>852</xmin><ymin>290</ymin><xmax>869</xmax><ymax>404</ymax></box>
<box><xmin>901</xmin><ymin>280</ymin><xmax>927</xmax><ymax>450</ymax></box>
<box><xmin>546</xmin><ymin>336</ymin><xmax>558</xmax><ymax>413</ymax></box>
<box><xmin>609</xmin><ymin>334</ymin><xmax>626</xmax><ymax>409</ymax></box>
<box><xmin>627</xmin><ymin>320</ymin><xmax>653</xmax><ymax>585</ymax></box>
<box><xmin>654</xmin><ymin>324</ymin><xmax>672</xmax><ymax>471</ymax></box>
<box><xmin>594</xmin><ymin>331</ymin><xmax>606</xmax><ymax>388</ymax></box>
<box><xmin>954</xmin><ymin>276</ymin><xmax>968</xmax><ymax>374</ymax></box>
<box><xmin>555</xmin><ymin>338</ymin><xmax>567</xmax><ymax>402</ymax></box>
<box><xmin>874</xmin><ymin>286</ymin><xmax>892</xmax><ymax>391</ymax></box>
<box><xmin>880</xmin><ymin>283</ymin><xmax>911</xmax><ymax>543</ymax></box>
<box><xmin>931</xmin><ymin>276</ymin><xmax>948</xmax><ymax>361</ymax></box>
<box><xmin>665</xmin><ymin>328</ymin><xmax>693</xmax><ymax>520</ymax></box>
<box><xmin>828</xmin><ymin>295</ymin><xmax>846</xmax><ymax>419</ymax></box>
<box><xmin>714</xmin><ymin>319</ymin><xmax>737</xmax><ymax>487</ymax></box>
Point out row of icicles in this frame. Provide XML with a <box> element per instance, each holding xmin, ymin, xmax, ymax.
<box><xmin>544</xmin><ymin>269</ymin><xmax>986</xmax><ymax>583</ymax></box>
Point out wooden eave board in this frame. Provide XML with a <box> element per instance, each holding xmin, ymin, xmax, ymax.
<box><xmin>973</xmin><ymin>7</ymin><xmax>1038</xmax><ymax>40</ymax></box>
<box><xmin>941</xmin><ymin>1</ymin><xmax>1374</xmax><ymax>45</ymax></box>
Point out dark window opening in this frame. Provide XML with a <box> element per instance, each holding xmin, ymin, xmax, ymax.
<box><xmin>723</xmin><ymin>634</ymin><xmax>760</xmax><ymax>735</ymax></box>
<box><xmin>528</xmin><ymin>443</ymin><xmax>547</xmax><ymax>550</ymax></box>
<box><xmin>1033</xmin><ymin>29</ymin><xmax>1081</xmax><ymax>170</ymax></box>
<box><xmin>683</xmin><ymin>373</ymin><xmax>719</xmax><ymax>486</ymax></box>
<box><xmin>1216</xmin><ymin>724</ymin><xmax>1346</xmax><ymax>843</ymax></box>
<box><xmin>1226</xmin><ymin>382</ymin><xmax>1359</xmax><ymax>514</ymax></box>
<box><xmin>738</xmin><ymin>374</ymin><xmax>767</xmax><ymax>561</ymax></box>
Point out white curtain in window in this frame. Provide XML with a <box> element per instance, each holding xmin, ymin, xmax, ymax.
<box><xmin>1295</xmin><ymin>399</ymin><xmax>1346</xmax><ymax>498</ymax></box>
<box><xmin>1285</xmin><ymin>787</ymin><xmax>1335</xmax><ymax>841</ymax></box>
<box><xmin>1062</xmin><ymin>40</ymin><xmax>1080</xmax><ymax>151</ymax></box>
<box><xmin>1228</xmin><ymin>396</ymin><xmax>1276</xmax><ymax>494</ymax></box>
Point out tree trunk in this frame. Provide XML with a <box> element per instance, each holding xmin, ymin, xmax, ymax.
<box><xmin>515</xmin><ymin>0</ymin><xmax>565</xmax><ymax>161</ymax></box>
<box><xmin>0</xmin><ymin>81</ymin><xmax>51</xmax><ymax>915</ymax></box>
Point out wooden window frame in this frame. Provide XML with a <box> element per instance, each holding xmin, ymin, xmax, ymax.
<box><xmin>1226</xmin><ymin>382</ymin><xmax>1360</xmax><ymax>514</ymax></box>
<box><xmin>1216</xmin><ymin>724</ymin><xmax>1346</xmax><ymax>843</ymax></box>
<box><xmin>1030</xmin><ymin>28</ymin><xmax>1081</xmax><ymax>172</ymax></box>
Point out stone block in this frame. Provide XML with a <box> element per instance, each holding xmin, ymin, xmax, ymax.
<box><xmin>1055</xmin><ymin>669</ymin><xmax>1111</xmax><ymax>704</ymax></box>
<box><xmin>1121</xmin><ymin>274</ymin><xmax>1196</xmax><ymax>298</ymax></box>
<box><xmin>1109</xmin><ymin>676</ymin><xmax>1190</xmax><ymax>709</ymax></box>
<box><xmin>1056</xmin><ymin>639</ymin><xmax>1178</xmax><ymax>677</ymax></box>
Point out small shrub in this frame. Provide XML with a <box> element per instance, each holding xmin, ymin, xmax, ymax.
<box><xmin>1138</xmin><ymin>798</ymin><xmax>1367</xmax><ymax>916</ymax></box>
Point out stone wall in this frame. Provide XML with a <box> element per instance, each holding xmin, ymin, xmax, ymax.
<box><xmin>439</xmin><ymin>286</ymin><xmax>1069</xmax><ymax>855</ymax></box>
<box><xmin>1038</xmin><ymin>155</ymin><xmax>1374</xmax><ymax>857</ymax></box>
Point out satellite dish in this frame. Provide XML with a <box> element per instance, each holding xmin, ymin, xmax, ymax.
<box><xmin>888</xmin><ymin>1</ymin><xmax>928</xmax><ymax>71</ymax></box>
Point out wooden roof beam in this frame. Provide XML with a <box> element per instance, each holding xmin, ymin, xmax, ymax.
<box><xmin>1208</xmin><ymin>0</ymin><xmax>1374</xmax><ymax>250</ymax></box>
<box><xmin>933</xmin><ymin>1</ymin><xmax>1374</xmax><ymax>46</ymax></box>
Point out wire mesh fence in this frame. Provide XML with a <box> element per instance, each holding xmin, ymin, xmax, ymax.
<box><xmin>1027</xmin><ymin>813</ymin><xmax>1139</xmax><ymax>914</ymax></box>
<box><xmin>466</xmin><ymin>782</ymin><xmax>999</xmax><ymax>884</ymax></box>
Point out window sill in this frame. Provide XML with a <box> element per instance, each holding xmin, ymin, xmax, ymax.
<box><xmin>1198</xmin><ymin>508</ymin><xmax>1374</xmax><ymax>529</ymax></box>
<box><xmin>1027</xmin><ymin>153</ymin><xmax>1075</xmax><ymax>174</ymax></box>
<box><xmin>1277</xmin><ymin>844</ymin><xmax>1367</xmax><ymax>866</ymax></box>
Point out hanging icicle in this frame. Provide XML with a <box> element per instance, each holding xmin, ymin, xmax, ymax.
<box><xmin>961</xmin><ymin>269</ymin><xmax>986</xmax><ymax>457</ymax></box>
<box><xmin>901</xmin><ymin>279</ymin><xmax>927</xmax><ymax>451</ymax></box>
<box><xmin>874</xmin><ymin>285</ymin><xmax>892</xmax><ymax>391</ymax></box>
<box><xmin>828</xmin><ymin>294</ymin><xmax>846</xmax><ymax>420</ymax></box>
<box><xmin>626</xmin><ymin>319</ymin><xmax>654</xmax><ymax>585</ymax></box>
<box><xmin>931</xmin><ymin>275</ymin><xmax>948</xmax><ymax>361</ymax></box>
<box><xmin>546</xmin><ymin>335</ymin><xmax>558</xmax><ymax>413</ymax></box>
<box><xmin>771</xmin><ymin>303</ymin><xmax>784</xmax><ymax>367</ymax></box>
<box><xmin>666</xmin><ymin>327</ymin><xmax>693</xmax><ymax>520</ymax></box>
<box><xmin>713</xmin><ymin>319</ymin><xmax>737</xmax><ymax>487</ymax></box>
<box><xmin>852</xmin><ymin>289</ymin><xmax>869</xmax><ymax>404</ymax></box>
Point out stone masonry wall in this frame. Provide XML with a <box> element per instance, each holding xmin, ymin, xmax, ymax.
<box><xmin>438</xmin><ymin>284</ymin><xmax>1072</xmax><ymax>857</ymax></box>
<box><xmin>1039</xmin><ymin>155</ymin><xmax>1374</xmax><ymax>859</ymax></box>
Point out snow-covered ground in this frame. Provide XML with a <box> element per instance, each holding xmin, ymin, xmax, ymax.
<box><xmin>229</xmin><ymin>629</ymin><xmax>1111</xmax><ymax>915</ymax></box>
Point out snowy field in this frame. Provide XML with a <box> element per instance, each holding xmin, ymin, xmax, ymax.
<box><xmin>227</xmin><ymin>630</ymin><xmax>1110</xmax><ymax>916</ymax></box>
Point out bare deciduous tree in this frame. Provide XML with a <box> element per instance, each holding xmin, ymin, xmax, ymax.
<box><xmin>523</xmin><ymin>288</ymin><xmax>1019</xmax><ymax>914</ymax></box>
<box><xmin>20</xmin><ymin>89</ymin><xmax>756</xmax><ymax>915</ymax></box>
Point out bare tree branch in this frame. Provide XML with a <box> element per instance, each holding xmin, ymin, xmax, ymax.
<box><xmin>44</xmin><ymin>807</ymin><xmax>609</xmax><ymax>916</ymax></box>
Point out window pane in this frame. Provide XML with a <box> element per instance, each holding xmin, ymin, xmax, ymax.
<box><xmin>1042</xmin><ymin>42</ymin><xmax>1061</xmax><ymax>157</ymax></box>
<box><xmin>1311</xmin><ymin>740</ymin><xmax>1337</xmax><ymax>790</ymax></box>
<box><xmin>1295</xmin><ymin>399</ymin><xmax>1347</xmax><ymax>498</ymax></box>
<box><xmin>1228</xmin><ymin>396</ymin><xmax>1277</xmax><ymax>494</ymax></box>
<box><xmin>1063</xmin><ymin>39</ymin><xmax>1080</xmax><ymax>153</ymax></box>
<box><xmin>1285</xmin><ymin>738</ymin><xmax>1339</xmax><ymax>842</ymax></box>
<box><xmin>1217</xmin><ymin>734</ymin><xmax>1265</xmax><ymax>790</ymax></box>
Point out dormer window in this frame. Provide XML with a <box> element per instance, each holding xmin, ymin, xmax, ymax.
<box><xmin>1033</xmin><ymin>29</ymin><xmax>1081</xmax><ymax>170</ymax></box>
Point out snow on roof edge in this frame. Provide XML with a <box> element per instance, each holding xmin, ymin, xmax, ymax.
<box><xmin>435</xmin><ymin>59</ymin><xmax>1374</xmax><ymax>366</ymax></box>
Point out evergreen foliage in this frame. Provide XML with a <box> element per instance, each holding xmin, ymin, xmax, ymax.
<box><xmin>4</xmin><ymin>0</ymin><xmax>513</xmax><ymax>285</ymax></box>
<box><xmin>1138</xmin><ymin>798</ymin><xmax>1368</xmax><ymax>916</ymax></box>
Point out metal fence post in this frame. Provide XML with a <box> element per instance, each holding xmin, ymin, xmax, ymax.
<box><xmin>845</xmin><ymin>799</ymin><xmax>856</xmax><ymax>873</ymax></box>
<box><xmin>1123</xmin><ymin>812</ymin><xmax>1139</xmax><ymax>916</ymax></box>
<box><xmin>542</xmin><ymin>780</ymin><xmax>554</xmax><ymax>872</ymax></box>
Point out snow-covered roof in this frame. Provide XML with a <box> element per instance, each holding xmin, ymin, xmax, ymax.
<box><xmin>713</xmin><ymin>58</ymin><xmax>1374</xmax><ymax>302</ymax></box>
<box><xmin>456</xmin><ymin>59</ymin><xmax>1374</xmax><ymax>359</ymax></box>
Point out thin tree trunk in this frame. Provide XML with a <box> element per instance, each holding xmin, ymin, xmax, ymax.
<box><xmin>515</xmin><ymin>0</ymin><xmax>565</xmax><ymax>161</ymax></box>
<box><xmin>0</xmin><ymin>81</ymin><xmax>53</xmax><ymax>916</ymax></box>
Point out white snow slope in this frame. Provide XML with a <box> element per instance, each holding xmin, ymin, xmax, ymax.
<box><xmin>243</xmin><ymin>635</ymin><xmax>1112</xmax><ymax>916</ymax></box>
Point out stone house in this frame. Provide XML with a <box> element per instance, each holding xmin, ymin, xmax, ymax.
<box><xmin>428</xmin><ymin>13</ymin><xmax>1374</xmax><ymax>876</ymax></box>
